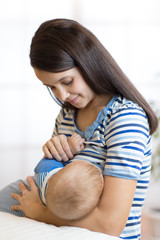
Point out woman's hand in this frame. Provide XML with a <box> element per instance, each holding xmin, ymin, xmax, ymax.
<box><xmin>43</xmin><ymin>134</ymin><xmax>74</xmax><ymax>161</ymax></box>
<box><xmin>10</xmin><ymin>176</ymin><xmax>46</xmax><ymax>220</ymax></box>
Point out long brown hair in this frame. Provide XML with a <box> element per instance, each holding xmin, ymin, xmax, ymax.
<box><xmin>30</xmin><ymin>18</ymin><xmax>158</xmax><ymax>134</ymax></box>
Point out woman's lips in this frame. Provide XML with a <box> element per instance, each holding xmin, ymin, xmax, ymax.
<box><xmin>68</xmin><ymin>96</ymin><xmax>79</xmax><ymax>105</ymax></box>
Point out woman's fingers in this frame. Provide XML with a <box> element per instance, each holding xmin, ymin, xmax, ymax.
<box><xmin>19</xmin><ymin>181</ymin><xmax>28</xmax><ymax>193</ymax></box>
<box><xmin>10</xmin><ymin>191</ymin><xmax>22</xmax><ymax>211</ymax></box>
<box><xmin>43</xmin><ymin>135</ymin><xmax>73</xmax><ymax>161</ymax></box>
<box><xmin>58</xmin><ymin>135</ymin><xmax>73</xmax><ymax>160</ymax></box>
<box><xmin>10</xmin><ymin>203</ymin><xmax>22</xmax><ymax>211</ymax></box>
<box><xmin>50</xmin><ymin>137</ymin><xmax>68</xmax><ymax>161</ymax></box>
<box><xmin>11</xmin><ymin>192</ymin><xmax>22</xmax><ymax>202</ymax></box>
<box><xmin>10</xmin><ymin>177</ymin><xmax>42</xmax><ymax>218</ymax></box>
<box><xmin>43</xmin><ymin>140</ymin><xmax>62</xmax><ymax>161</ymax></box>
<box><xmin>10</xmin><ymin>181</ymin><xmax>27</xmax><ymax>210</ymax></box>
<box><xmin>42</xmin><ymin>145</ymin><xmax>53</xmax><ymax>159</ymax></box>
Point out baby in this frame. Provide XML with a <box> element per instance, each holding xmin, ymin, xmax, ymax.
<box><xmin>34</xmin><ymin>133</ymin><xmax>104</xmax><ymax>220</ymax></box>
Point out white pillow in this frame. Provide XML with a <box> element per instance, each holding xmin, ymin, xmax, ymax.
<box><xmin>0</xmin><ymin>212</ymin><xmax>120</xmax><ymax>240</ymax></box>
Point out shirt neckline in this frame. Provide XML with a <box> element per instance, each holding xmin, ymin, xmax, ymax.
<box><xmin>73</xmin><ymin>95</ymin><xmax>118</xmax><ymax>140</ymax></box>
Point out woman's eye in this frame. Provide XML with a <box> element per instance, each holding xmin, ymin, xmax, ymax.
<box><xmin>64</xmin><ymin>79</ymin><xmax>73</xmax><ymax>85</ymax></box>
<box><xmin>50</xmin><ymin>86</ymin><xmax>55</xmax><ymax>90</ymax></box>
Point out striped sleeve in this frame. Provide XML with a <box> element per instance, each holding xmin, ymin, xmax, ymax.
<box><xmin>104</xmin><ymin>105</ymin><xmax>150</xmax><ymax>180</ymax></box>
<box><xmin>52</xmin><ymin>108</ymin><xmax>66</xmax><ymax>137</ymax></box>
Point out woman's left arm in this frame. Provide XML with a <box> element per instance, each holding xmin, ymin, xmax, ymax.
<box><xmin>11</xmin><ymin>175</ymin><xmax>137</xmax><ymax>237</ymax></box>
<box><xmin>71</xmin><ymin>175</ymin><xmax>137</xmax><ymax>236</ymax></box>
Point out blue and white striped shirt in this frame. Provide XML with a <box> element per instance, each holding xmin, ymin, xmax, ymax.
<box><xmin>53</xmin><ymin>95</ymin><xmax>151</xmax><ymax>240</ymax></box>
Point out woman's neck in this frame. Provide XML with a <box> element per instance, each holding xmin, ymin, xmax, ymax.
<box><xmin>76</xmin><ymin>94</ymin><xmax>113</xmax><ymax>132</ymax></box>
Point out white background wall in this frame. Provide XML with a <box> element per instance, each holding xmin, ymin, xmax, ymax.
<box><xmin>0</xmin><ymin>0</ymin><xmax>160</xmax><ymax>189</ymax></box>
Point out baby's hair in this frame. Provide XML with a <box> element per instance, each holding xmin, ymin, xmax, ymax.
<box><xmin>46</xmin><ymin>160</ymin><xmax>104</xmax><ymax>220</ymax></box>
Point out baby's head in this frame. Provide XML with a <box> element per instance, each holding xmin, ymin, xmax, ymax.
<box><xmin>46</xmin><ymin>160</ymin><xmax>104</xmax><ymax>220</ymax></box>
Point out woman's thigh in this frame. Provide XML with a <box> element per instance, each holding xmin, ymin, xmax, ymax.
<box><xmin>0</xmin><ymin>179</ymin><xmax>29</xmax><ymax>217</ymax></box>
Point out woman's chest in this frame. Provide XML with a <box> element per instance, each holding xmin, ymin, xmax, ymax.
<box><xmin>75</xmin><ymin>108</ymin><xmax>103</xmax><ymax>132</ymax></box>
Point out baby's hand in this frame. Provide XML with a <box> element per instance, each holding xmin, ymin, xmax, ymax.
<box><xmin>68</xmin><ymin>133</ymin><xmax>85</xmax><ymax>155</ymax></box>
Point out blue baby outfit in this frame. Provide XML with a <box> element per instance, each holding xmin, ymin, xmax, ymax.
<box><xmin>34</xmin><ymin>158</ymin><xmax>64</xmax><ymax>204</ymax></box>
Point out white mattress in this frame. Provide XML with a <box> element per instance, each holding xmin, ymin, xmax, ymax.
<box><xmin>0</xmin><ymin>212</ymin><xmax>120</xmax><ymax>240</ymax></box>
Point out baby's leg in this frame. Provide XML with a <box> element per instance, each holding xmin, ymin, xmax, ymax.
<box><xmin>0</xmin><ymin>179</ymin><xmax>29</xmax><ymax>217</ymax></box>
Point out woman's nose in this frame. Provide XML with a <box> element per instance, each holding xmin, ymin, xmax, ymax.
<box><xmin>55</xmin><ymin>88</ymin><xmax>70</xmax><ymax>102</ymax></box>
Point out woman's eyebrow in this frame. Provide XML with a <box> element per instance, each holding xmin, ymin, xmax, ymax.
<box><xmin>43</xmin><ymin>76</ymin><xmax>71</xmax><ymax>87</ymax></box>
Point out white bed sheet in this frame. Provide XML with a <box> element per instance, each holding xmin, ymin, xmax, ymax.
<box><xmin>0</xmin><ymin>212</ymin><xmax>120</xmax><ymax>240</ymax></box>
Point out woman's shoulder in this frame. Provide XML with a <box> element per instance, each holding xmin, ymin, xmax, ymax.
<box><xmin>109</xmin><ymin>95</ymin><xmax>147</xmax><ymax>117</ymax></box>
<box><xmin>101</xmin><ymin>95</ymin><xmax>149</xmax><ymax>131</ymax></box>
<box><xmin>103</xmin><ymin>95</ymin><xmax>150</xmax><ymax>141</ymax></box>
<box><xmin>92</xmin><ymin>95</ymin><xmax>148</xmax><ymax>132</ymax></box>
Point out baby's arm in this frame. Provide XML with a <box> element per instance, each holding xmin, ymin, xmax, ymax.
<box><xmin>68</xmin><ymin>133</ymin><xmax>85</xmax><ymax>155</ymax></box>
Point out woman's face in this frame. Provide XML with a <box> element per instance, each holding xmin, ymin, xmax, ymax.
<box><xmin>34</xmin><ymin>67</ymin><xmax>97</xmax><ymax>109</ymax></box>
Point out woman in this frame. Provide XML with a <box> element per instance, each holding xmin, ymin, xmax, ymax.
<box><xmin>1</xmin><ymin>19</ymin><xmax>158</xmax><ymax>239</ymax></box>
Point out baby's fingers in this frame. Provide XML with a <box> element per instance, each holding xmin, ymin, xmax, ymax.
<box><xmin>80</xmin><ymin>143</ymin><xmax>85</xmax><ymax>150</ymax></box>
